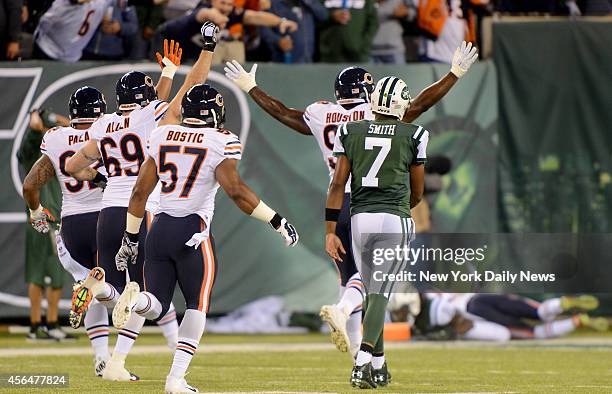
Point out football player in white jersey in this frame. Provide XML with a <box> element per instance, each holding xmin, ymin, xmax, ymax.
<box><xmin>34</xmin><ymin>0</ymin><xmax>114</xmax><ymax>62</ymax></box>
<box><xmin>224</xmin><ymin>41</ymin><xmax>478</xmax><ymax>356</ymax></box>
<box><xmin>22</xmin><ymin>86</ymin><xmax>111</xmax><ymax>376</ymax></box>
<box><xmin>110</xmin><ymin>65</ymin><xmax>298</xmax><ymax>394</ymax></box>
<box><xmin>64</xmin><ymin>41</ymin><xmax>185</xmax><ymax>381</ymax></box>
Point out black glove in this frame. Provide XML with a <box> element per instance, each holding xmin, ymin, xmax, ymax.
<box><xmin>201</xmin><ymin>21</ymin><xmax>219</xmax><ymax>52</ymax></box>
<box><xmin>92</xmin><ymin>171</ymin><xmax>107</xmax><ymax>190</ymax></box>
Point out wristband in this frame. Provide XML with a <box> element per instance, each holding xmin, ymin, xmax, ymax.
<box><xmin>126</xmin><ymin>212</ymin><xmax>143</xmax><ymax>235</ymax></box>
<box><xmin>325</xmin><ymin>208</ymin><xmax>341</xmax><ymax>222</ymax></box>
<box><xmin>125</xmin><ymin>231</ymin><xmax>139</xmax><ymax>243</ymax></box>
<box><xmin>161</xmin><ymin>58</ymin><xmax>178</xmax><ymax>79</ymax></box>
<box><xmin>250</xmin><ymin>200</ymin><xmax>276</xmax><ymax>223</ymax></box>
<box><xmin>30</xmin><ymin>205</ymin><xmax>43</xmax><ymax>216</ymax></box>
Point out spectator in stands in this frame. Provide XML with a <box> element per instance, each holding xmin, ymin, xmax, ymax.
<box><xmin>164</xmin><ymin>0</ymin><xmax>199</xmax><ymax>19</ymax></box>
<box><xmin>83</xmin><ymin>0</ymin><xmax>138</xmax><ymax>60</ymax></box>
<box><xmin>0</xmin><ymin>0</ymin><xmax>23</xmax><ymax>60</ymax></box>
<box><xmin>129</xmin><ymin>0</ymin><xmax>165</xmax><ymax>59</ymax></box>
<box><xmin>17</xmin><ymin>109</ymin><xmax>75</xmax><ymax>342</ymax></box>
<box><xmin>318</xmin><ymin>0</ymin><xmax>378</xmax><ymax>62</ymax></box>
<box><xmin>159</xmin><ymin>0</ymin><xmax>298</xmax><ymax>63</ymax></box>
<box><xmin>414</xmin><ymin>0</ymin><xmax>465</xmax><ymax>64</ymax></box>
<box><xmin>33</xmin><ymin>0</ymin><xmax>114</xmax><ymax>62</ymax></box>
<box><xmin>371</xmin><ymin>0</ymin><xmax>413</xmax><ymax>64</ymax></box>
<box><xmin>260</xmin><ymin>0</ymin><xmax>328</xmax><ymax>63</ymax></box>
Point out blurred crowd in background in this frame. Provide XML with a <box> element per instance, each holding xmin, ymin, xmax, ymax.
<box><xmin>0</xmin><ymin>0</ymin><xmax>611</xmax><ymax>64</ymax></box>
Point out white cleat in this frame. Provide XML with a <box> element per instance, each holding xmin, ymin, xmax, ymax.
<box><xmin>94</xmin><ymin>355</ymin><xmax>108</xmax><ymax>377</ymax></box>
<box><xmin>112</xmin><ymin>281</ymin><xmax>140</xmax><ymax>329</ymax></box>
<box><xmin>320</xmin><ymin>304</ymin><xmax>350</xmax><ymax>353</ymax></box>
<box><xmin>165</xmin><ymin>375</ymin><xmax>199</xmax><ymax>393</ymax></box>
<box><xmin>102</xmin><ymin>355</ymin><xmax>139</xmax><ymax>381</ymax></box>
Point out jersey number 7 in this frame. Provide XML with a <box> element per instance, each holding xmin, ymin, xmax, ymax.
<box><xmin>362</xmin><ymin>137</ymin><xmax>391</xmax><ymax>188</ymax></box>
<box><xmin>158</xmin><ymin>145</ymin><xmax>208</xmax><ymax>198</ymax></box>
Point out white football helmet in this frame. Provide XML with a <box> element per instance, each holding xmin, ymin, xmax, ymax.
<box><xmin>370</xmin><ymin>76</ymin><xmax>411</xmax><ymax>119</ymax></box>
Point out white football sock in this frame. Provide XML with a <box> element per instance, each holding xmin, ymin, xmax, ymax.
<box><xmin>371</xmin><ymin>355</ymin><xmax>385</xmax><ymax>369</ymax></box>
<box><xmin>84</xmin><ymin>300</ymin><xmax>110</xmax><ymax>358</ymax></box>
<box><xmin>169</xmin><ymin>309</ymin><xmax>206</xmax><ymax>379</ymax></box>
<box><xmin>355</xmin><ymin>350</ymin><xmax>372</xmax><ymax>367</ymax></box>
<box><xmin>337</xmin><ymin>273</ymin><xmax>365</xmax><ymax>316</ymax></box>
<box><xmin>347</xmin><ymin>307</ymin><xmax>363</xmax><ymax>351</ymax></box>
<box><xmin>537</xmin><ymin>298</ymin><xmax>563</xmax><ymax>322</ymax></box>
<box><xmin>96</xmin><ymin>283</ymin><xmax>119</xmax><ymax>309</ymax></box>
<box><xmin>462</xmin><ymin>320</ymin><xmax>511</xmax><ymax>342</ymax></box>
<box><xmin>534</xmin><ymin>318</ymin><xmax>577</xmax><ymax>339</ymax></box>
<box><xmin>134</xmin><ymin>291</ymin><xmax>163</xmax><ymax>320</ymax></box>
<box><xmin>157</xmin><ymin>303</ymin><xmax>179</xmax><ymax>349</ymax></box>
<box><xmin>113</xmin><ymin>313</ymin><xmax>145</xmax><ymax>357</ymax></box>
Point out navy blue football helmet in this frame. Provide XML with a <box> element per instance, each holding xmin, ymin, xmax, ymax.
<box><xmin>334</xmin><ymin>67</ymin><xmax>375</xmax><ymax>105</ymax></box>
<box><xmin>116</xmin><ymin>71</ymin><xmax>157</xmax><ymax>111</ymax></box>
<box><xmin>68</xmin><ymin>86</ymin><xmax>106</xmax><ymax>124</ymax></box>
<box><xmin>181</xmin><ymin>84</ymin><xmax>225</xmax><ymax>128</ymax></box>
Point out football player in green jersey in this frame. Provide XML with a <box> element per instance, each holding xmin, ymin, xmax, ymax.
<box><xmin>325</xmin><ymin>76</ymin><xmax>428</xmax><ymax>389</ymax></box>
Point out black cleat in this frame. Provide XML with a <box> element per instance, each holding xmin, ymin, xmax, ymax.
<box><xmin>372</xmin><ymin>362</ymin><xmax>392</xmax><ymax>387</ymax></box>
<box><xmin>350</xmin><ymin>363</ymin><xmax>377</xmax><ymax>389</ymax></box>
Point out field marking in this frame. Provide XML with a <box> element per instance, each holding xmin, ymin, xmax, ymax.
<box><xmin>3</xmin><ymin>337</ymin><xmax>612</xmax><ymax>358</ymax></box>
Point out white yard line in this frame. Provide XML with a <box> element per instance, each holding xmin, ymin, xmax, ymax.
<box><xmin>2</xmin><ymin>337</ymin><xmax>612</xmax><ymax>357</ymax></box>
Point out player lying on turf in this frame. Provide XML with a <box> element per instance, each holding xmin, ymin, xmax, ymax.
<box><xmin>65</xmin><ymin>39</ymin><xmax>185</xmax><ymax>381</ymax></box>
<box><xmin>389</xmin><ymin>293</ymin><xmax>608</xmax><ymax>341</ymax></box>
<box><xmin>325</xmin><ymin>76</ymin><xmax>428</xmax><ymax>389</ymax></box>
<box><xmin>224</xmin><ymin>41</ymin><xmax>478</xmax><ymax>356</ymax></box>
<box><xmin>22</xmin><ymin>86</ymin><xmax>111</xmax><ymax>375</ymax></box>
<box><xmin>109</xmin><ymin>27</ymin><xmax>298</xmax><ymax>394</ymax></box>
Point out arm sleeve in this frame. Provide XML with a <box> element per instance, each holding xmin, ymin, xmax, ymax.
<box><xmin>332</xmin><ymin>123</ymin><xmax>347</xmax><ymax>156</ymax></box>
<box><xmin>223</xmin><ymin>135</ymin><xmax>242</xmax><ymax>161</ymax></box>
<box><xmin>302</xmin><ymin>102</ymin><xmax>322</xmax><ymax>133</ymax></box>
<box><xmin>411</xmin><ymin>126</ymin><xmax>429</xmax><ymax>164</ymax></box>
<box><xmin>150</xmin><ymin>100</ymin><xmax>170</xmax><ymax>124</ymax></box>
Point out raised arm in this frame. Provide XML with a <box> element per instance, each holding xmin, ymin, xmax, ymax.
<box><xmin>243</xmin><ymin>9</ymin><xmax>298</xmax><ymax>33</ymax></box>
<box><xmin>159</xmin><ymin>22</ymin><xmax>218</xmax><ymax>126</ymax></box>
<box><xmin>224</xmin><ymin>61</ymin><xmax>311</xmax><ymax>135</ymax></box>
<box><xmin>155</xmin><ymin>39</ymin><xmax>183</xmax><ymax>101</ymax></box>
<box><xmin>403</xmin><ymin>41</ymin><xmax>478</xmax><ymax>123</ymax></box>
<box><xmin>216</xmin><ymin>158</ymin><xmax>299</xmax><ymax>246</ymax></box>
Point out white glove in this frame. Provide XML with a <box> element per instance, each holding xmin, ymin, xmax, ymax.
<box><xmin>29</xmin><ymin>205</ymin><xmax>55</xmax><ymax>234</ymax></box>
<box><xmin>224</xmin><ymin>60</ymin><xmax>258</xmax><ymax>93</ymax></box>
<box><xmin>115</xmin><ymin>232</ymin><xmax>139</xmax><ymax>271</ymax></box>
<box><xmin>450</xmin><ymin>41</ymin><xmax>479</xmax><ymax>78</ymax></box>
<box><xmin>272</xmin><ymin>218</ymin><xmax>299</xmax><ymax>247</ymax></box>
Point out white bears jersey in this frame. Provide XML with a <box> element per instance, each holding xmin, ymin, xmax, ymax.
<box><xmin>90</xmin><ymin>100</ymin><xmax>169</xmax><ymax>210</ymax></box>
<box><xmin>147</xmin><ymin>124</ymin><xmax>242</xmax><ymax>236</ymax></box>
<box><xmin>303</xmin><ymin>101</ymin><xmax>373</xmax><ymax>192</ymax></box>
<box><xmin>40</xmin><ymin>126</ymin><xmax>104</xmax><ymax>218</ymax></box>
<box><xmin>35</xmin><ymin>0</ymin><xmax>114</xmax><ymax>62</ymax></box>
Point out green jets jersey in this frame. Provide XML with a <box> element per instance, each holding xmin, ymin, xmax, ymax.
<box><xmin>333</xmin><ymin>119</ymin><xmax>429</xmax><ymax>217</ymax></box>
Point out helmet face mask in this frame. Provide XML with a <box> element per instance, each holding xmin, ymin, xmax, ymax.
<box><xmin>69</xmin><ymin>86</ymin><xmax>107</xmax><ymax>124</ymax></box>
<box><xmin>334</xmin><ymin>67</ymin><xmax>375</xmax><ymax>105</ymax></box>
<box><xmin>181</xmin><ymin>84</ymin><xmax>226</xmax><ymax>128</ymax></box>
<box><xmin>116</xmin><ymin>71</ymin><xmax>157</xmax><ymax>111</ymax></box>
<box><xmin>370</xmin><ymin>76</ymin><xmax>411</xmax><ymax>119</ymax></box>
